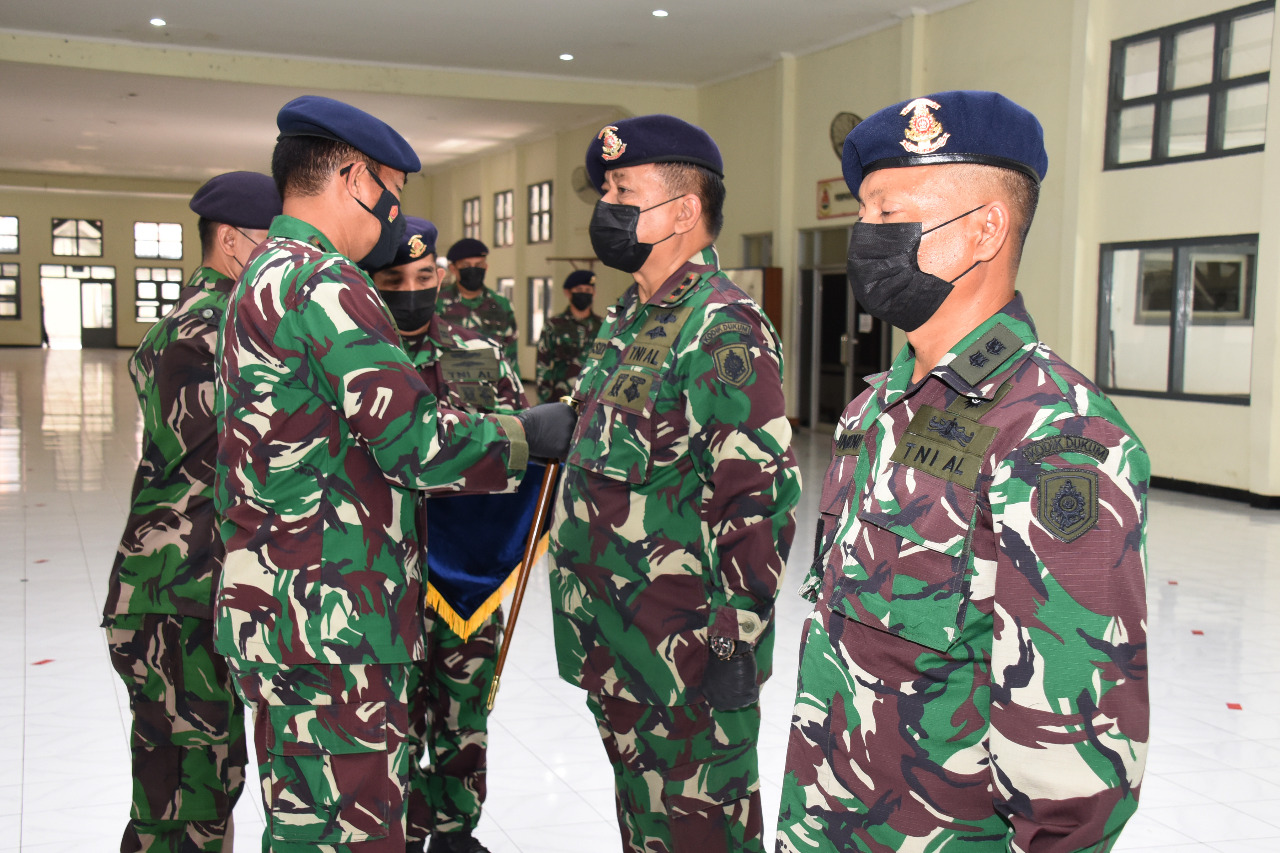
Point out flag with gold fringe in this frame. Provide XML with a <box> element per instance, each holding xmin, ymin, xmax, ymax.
<box><xmin>425</xmin><ymin>461</ymin><xmax>548</xmax><ymax>639</ymax></box>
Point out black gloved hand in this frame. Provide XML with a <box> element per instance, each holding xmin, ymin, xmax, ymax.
<box><xmin>702</xmin><ymin>640</ymin><xmax>759</xmax><ymax>711</ymax></box>
<box><xmin>515</xmin><ymin>402</ymin><xmax>577</xmax><ymax>461</ymax></box>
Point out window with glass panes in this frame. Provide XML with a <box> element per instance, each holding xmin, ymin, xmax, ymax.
<box><xmin>135</xmin><ymin>267</ymin><xmax>185</xmax><ymax>323</ymax></box>
<box><xmin>1097</xmin><ymin>235</ymin><xmax>1257</xmax><ymax>402</ymax></box>
<box><xmin>1106</xmin><ymin>1</ymin><xmax>1273</xmax><ymax>168</ymax></box>
<box><xmin>51</xmin><ymin>218</ymin><xmax>103</xmax><ymax>257</ymax></box>
<box><xmin>0</xmin><ymin>264</ymin><xmax>19</xmax><ymax>318</ymax></box>
<box><xmin>463</xmin><ymin>197</ymin><xmax>481</xmax><ymax>240</ymax></box>
<box><xmin>0</xmin><ymin>217</ymin><xmax>17</xmax><ymax>254</ymax></box>
<box><xmin>528</xmin><ymin>276</ymin><xmax>553</xmax><ymax>343</ymax></box>
<box><xmin>528</xmin><ymin>181</ymin><xmax>552</xmax><ymax>244</ymax></box>
<box><xmin>494</xmin><ymin>190</ymin><xmax>514</xmax><ymax>247</ymax></box>
<box><xmin>134</xmin><ymin>222</ymin><xmax>183</xmax><ymax>260</ymax></box>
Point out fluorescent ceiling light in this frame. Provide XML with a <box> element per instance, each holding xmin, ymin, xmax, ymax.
<box><xmin>149</xmin><ymin>17</ymin><xmax>166</xmax><ymax>27</ymax></box>
<box><xmin>560</xmin><ymin>53</ymin><xmax>574</xmax><ymax>61</ymax></box>
<box><xmin>653</xmin><ymin>9</ymin><xmax>669</xmax><ymax>17</ymax></box>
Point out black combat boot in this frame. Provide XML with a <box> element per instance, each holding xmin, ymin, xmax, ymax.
<box><xmin>426</xmin><ymin>830</ymin><xmax>491</xmax><ymax>853</ymax></box>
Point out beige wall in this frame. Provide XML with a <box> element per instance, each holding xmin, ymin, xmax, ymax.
<box><xmin>2</xmin><ymin>0</ymin><xmax>1274</xmax><ymax>494</ymax></box>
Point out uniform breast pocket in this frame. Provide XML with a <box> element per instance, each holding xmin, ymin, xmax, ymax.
<box><xmin>566</xmin><ymin>366</ymin><xmax>658</xmax><ymax>485</ymax></box>
<box><xmin>832</xmin><ymin>468</ymin><xmax>978</xmax><ymax>653</ymax></box>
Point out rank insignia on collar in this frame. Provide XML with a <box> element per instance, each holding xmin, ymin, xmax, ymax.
<box><xmin>408</xmin><ymin>234</ymin><xmax>427</xmax><ymax>259</ymax></box>
<box><xmin>599</xmin><ymin>125</ymin><xmax>626</xmax><ymax>161</ymax></box>
<box><xmin>900</xmin><ymin>98</ymin><xmax>950</xmax><ymax>155</ymax></box>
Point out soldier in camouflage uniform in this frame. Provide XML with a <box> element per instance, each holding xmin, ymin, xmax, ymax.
<box><xmin>535</xmin><ymin>269</ymin><xmax>602</xmax><ymax>402</ymax></box>
<box><xmin>215</xmin><ymin>96</ymin><xmax>573</xmax><ymax>853</ymax></box>
<box><xmin>776</xmin><ymin>91</ymin><xmax>1149</xmax><ymax>853</ymax></box>
<box><xmin>550</xmin><ymin>115</ymin><xmax>801</xmax><ymax>853</ymax></box>
<box><xmin>437</xmin><ymin>238</ymin><xmax>518</xmax><ymax>365</ymax></box>
<box><xmin>369</xmin><ymin>216</ymin><xmax>527</xmax><ymax>853</ymax></box>
<box><xmin>103</xmin><ymin>170</ymin><xmax>280</xmax><ymax>852</ymax></box>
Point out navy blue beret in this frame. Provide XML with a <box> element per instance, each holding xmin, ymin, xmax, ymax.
<box><xmin>189</xmin><ymin>171</ymin><xmax>281</xmax><ymax>229</ymax></box>
<box><xmin>277</xmin><ymin>95</ymin><xmax>421</xmax><ymax>174</ymax></box>
<box><xmin>446</xmin><ymin>238</ymin><xmax>489</xmax><ymax>263</ymax></box>
<box><xmin>375</xmin><ymin>216</ymin><xmax>437</xmax><ymax>272</ymax></box>
<box><xmin>842</xmin><ymin>91</ymin><xmax>1047</xmax><ymax>198</ymax></box>
<box><xmin>563</xmin><ymin>269</ymin><xmax>596</xmax><ymax>289</ymax></box>
<box><xmin>585</xmin><ymin>114</ymin><xmax>723</xmax><ymax>193</ymax></box>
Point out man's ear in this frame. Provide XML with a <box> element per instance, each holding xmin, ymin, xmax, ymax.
<box><xmin>673</xmin><ymin>194</ymin><xmax>703</xmax><ymax>236</ymax></box>
<box><xmin>216</xmin><ymin>223</ymin><xmax>240</xmax><ymax>256</ymax></box>
<box><xmin>973</xmin><ymin>201</ymin><xmax>1011</xmax><ymax>263</ymax></box>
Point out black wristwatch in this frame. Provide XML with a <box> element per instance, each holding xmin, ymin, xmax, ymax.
<box><xmin>710</xmin><ymin>636</ymin><xmax>748</xmax><ymax>660</ymax></box>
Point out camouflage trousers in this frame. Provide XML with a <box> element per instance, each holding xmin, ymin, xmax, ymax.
<box><xmin>228</xmin><ymin>660</ymin><xmax>411</xmax><ymax>852</ymax></box>
<box><xmin>405</xmin><ymin>605</ymin><xmax>501</xmax><ymax>841</ymax></box>
<box><xmin>104</xmin><ymin>613</ymin><xmax>247</xmax><ymax>853</ymax></box>
<box><xmin>587</xmin><ymin>693</ymin><xmax>764</xmax><ymax>853</ymax></box>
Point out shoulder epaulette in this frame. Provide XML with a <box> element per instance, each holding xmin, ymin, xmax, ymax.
<box><xmin>950</xmin><ymin>322</ymin><xmax>1023</xmax><ymax>387</ymax></box>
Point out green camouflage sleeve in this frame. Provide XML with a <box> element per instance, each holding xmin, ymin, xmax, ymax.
<box><xmin>985</xmin><ymin>414</ymin><xmax>1149</xmax><ymax>849</ymax></box>
<box><xmin>681</xmin><ymin>301</ymin><xmax>801</xmax><ymax>646</ymax></box>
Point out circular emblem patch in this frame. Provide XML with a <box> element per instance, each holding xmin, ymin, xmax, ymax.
<box><xmin>598</xmin><ymin>125</ymin><xmax>627</xmax><ymax>161</ymax></box>
<box><xmin>899</xmin><ymin>97</ymin><xmax>951</xmax><ymax>155</ymax></box>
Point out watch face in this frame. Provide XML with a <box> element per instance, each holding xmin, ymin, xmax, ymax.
<box><xmin>710</xmin><ymin>636</ymin><xmax>734</xmax><ymax>660</ymax></box>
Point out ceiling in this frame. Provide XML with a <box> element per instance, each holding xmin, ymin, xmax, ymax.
<box><xmin>1</xmin><ymin>0</ymin><xmax>972</xmax><ymax>181</ymax></box>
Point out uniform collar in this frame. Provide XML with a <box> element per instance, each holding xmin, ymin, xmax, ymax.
<box><xmin>190</xmin><ymin>266</ymin><xmax>234</xmax><ymax>293</ymax></box>
<box><xmin>268</xmin><ymin>214</ymin><xmax>338</xmax><ymax>254</ymax></box>
<box><xmin>649</xmin><ymin>246</ymin><xmax>718</xmax><ymax>307</ymax></box>
<box><xmin>886</xmin><ymin>292</ymin><xmax>1039</xmax><ymax>402</ymax></box>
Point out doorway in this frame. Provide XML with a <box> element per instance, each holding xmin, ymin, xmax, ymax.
<box><xmin>40</xmin><ymin>264</ymin><xmax>117</xmax><ymax>349</ymax></box>
<box><xmin>797</xmin><ymin>226</ymin><xmax>891</xmax><ymax>429</ymax></box>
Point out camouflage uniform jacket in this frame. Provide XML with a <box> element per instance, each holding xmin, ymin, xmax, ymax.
<box><xmin>104</xmin><ymin>267</ymin><xmax>234</xmax><ymax>624</ymax></box>
<box><xmin>436</xmin><ymin>284</ymin><xmax>518</xmax><ymax>365</ymax></box>
<box><xmin>794</xmin><ymin>294</ymin><xmax>1148</xmax><ymax>850</ymax></box>
<box><xmin>403</xmin><ymin>317</ymin><xmax>527</xmax><ymax>416</ymax></box>
<box><xmin>535</xmin><ymin>308</ymin><xmax>603</xmax><ymax>403</ymax></box>
<box><xmin>549</xmin><ymin>247</ymin><xmax>801</xmax><ymax>706</ymax></box>
<box><xmin>215</xmin><ymin>215</ymin><xmax>528</xmax><ymax>667</ymax></box>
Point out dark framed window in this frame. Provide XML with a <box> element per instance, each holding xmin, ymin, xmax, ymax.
<box><xmin>462</xmin><ymin>197</ymin><xmax>481</xmax><ymax>240</ymax></box>
<box><xmin>494</xmin><ymin>190</ymin><xmax>514</xmax><ymax>247</ymax></box>
<box><xmin>135</xmin><ymin>266</ymin><xmax>185</xmax><ymax>323</ymax></box>
<box><xmin>1097</xmin><ymin>235</ymin><xmax>1256</xmax><ymax>403</ymax></box>
<box><xmin>52</xmin><ymin>218</ymin><xmax>103</xmax><ymax>257</ymax></box>
<box><xmin>1106</xmin><ymin>1</ymin><xmax>1273</xmax><ymax>168</ymax></box>
<box><xmin>134</xmin><ymin>221</ymin><xmax>183</xmax><ymax>260</ymax></box>
<box><xmin>496</xmin><ymin>276</ymin><xmax>515</xmax><ymax>305</ymax></box>
<box><xmin>0</xmin><ymin>263</ymin><xmax>19</xmax><ymax>318</ymax></box>
<box><xmin>0</xmin><ymin>216</ymin><xmax>17</xmax><ymax>254</ymax></box>
<box><xmin>528</xmin><ymin>181</ymin><xmax>552</xmax><ymax>244</ymax></box>
<box><xmin>528</xmin><ymin>276</ymin><xmax>553</xmax><ymax>344</ymax></box>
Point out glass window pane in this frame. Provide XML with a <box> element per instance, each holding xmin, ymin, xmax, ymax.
<box><xmin>1168</xmin><ymin>94</ymin><xmax>1209</xmax><ymax>156</ymax></box>
<box><xmin>90</xmin><ymin>266</ymin><xmax>114</xmax><ymax>279</ymax></box>
<box><xmin>134</xmin><ymin>222</ymin><xmax>158</xmax><ymax>240</ymax></box>
<box><xmin>1184</xmin><ymin>324</ymin><xmax>1253</xmax><ymax>394</ymax></box>
<box><xmin>52</xmin><ymin>220</ymin><xmax>78</xmax><ymax>238</ymax></box>
<box><xmin>81</xmin><ymin>239</ymin><xmax>102</xmax><ymax>257</ymax></box>
<box><xmin>158</xmin><ymin>223</ymin><xmax>181</xmax><ymax>242</ymax></box>
<box><xmin>1189</xmin><ymin>250</ymin><xmax>1252</xmax><ymax>319</ymax></box>
<box><xmin>136</xmin><ymin>241</ymin><xmax>159</xmax><ymax>258</ymax></box>
<box><xmin>1123</xmin><ymin>38</ymin><xmax>1161</xmax><ymax>99</ymax></box>
<box><xmin>137</xmin><ymin>281</ymin><xmax>157</xmax><ymax>299</ymax></box>
<box><xmin>52</xmin><ymin>237</ymin><xmax>78</xmax><ymax>256</ymax></box>
<box><xmin>0</xmin><ymin>304</ymin><xmax>15</xmax><ymax>317</ymax></box>
<box><xmin>78</xmin><ymin>220</ymin><xmax>102</xmax><ymax>239</ymax></box>
<box><xmin>1227</xmin><ymin>10</ymin><xmax>1273</xmax><ymax>78</ymax></box>
<box><xmin>0</xmin><ymin>280</ymin><xmax>15</xmax><ymax>296</ymax></box>
<box><xmin>168</xmin><ymin>269</ymin><xmax>184</xmax><ymax>281</ymax></box>
<box><xmin>161</xmin><ymin>281</ymin><xmax>181</xmax><ymax>300</ymax></box>
<box><xmin>136</xmin><ymin>304</ymin><xmax>158</xmax><ymax>322</ymax></box>
<box><xmin>135</xmin><ymin>268</ymin><xmax>149</xmax><ymax>281</ymax></box>
<box><xmin>0</xmin><ymin>236</ymin><xmax>15</xmax><ymax>253</ymax></box>
<box><xmin>39</xmin><ymin>264</ymin><xmax>64</xmax><ymax>276</ymax></box>
<box><xmin>1172</xmin><ymin>25</ymin><xmax>1215</xmax><ymax>89</ymax></box>
<box><xmin>0</xmin><ymin>216</ymin><xmax>16</xmax><ymax>236</ymax></box>
<box><xmin>1108</xmin><ymin>248</ymin><xmax>1170</xmax><ymax>391</ymax></box>
<box><xmin>1</xmin><ymin>264</ymin><xmax>16</xmax><ymax>276</ymax></box>
<box><xmin>158</xmin><ymin>241</ymin><xmax>182</xmax><ymax>260</ymax></box>
<box><xmin>1224</xmin><ymin>82</ymin><xmax>1269</xmax><ymax>148</ymax></box>
<box><xmin>1116</xmin><ymin>104</ymin><xmax>1155</xmax><ymax>163</ymax></box>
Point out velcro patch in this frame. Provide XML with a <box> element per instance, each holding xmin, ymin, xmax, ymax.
<box><xmin>600</xmin><ymin>369</ymin><xmax>653</xmax><ymax>414</ymax></box>
<box><xmin>1023</xmin><ymin>436</ymin><xmax>1110</xmax><ymax>465</ymax></box>
<box><xmin>834</xmin><ymin>428</ymin><xmax>865</xmax><ymax>457</ymax></box>
<box><xmin>1037</xmin><ymin>469</ymin><xmax>1099</xmax><ymax>542</ymax></box>
<box><xmin>713</xmin><ymin>344</ymin><xmax>753</xmax><ymax>387</ymax></box>
<box><xmin>439</xmin><ymin>348</ymin><xmax>499</xmax><ymax>384</ymax></box>
<box><xmin>701</xmin><ymin>321</ymin><xmax>752</xmax><ymax>345</ymax></box>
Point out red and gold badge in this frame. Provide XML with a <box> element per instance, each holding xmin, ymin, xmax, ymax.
<box><xmin>408</xmin><ymin>234</ymin><xmax>427</xmax><ymax>259</ymax></box>
<box><xmin>598</xmin><ymin>125</ymin><xmax>627</xmax><ymax>161</ymax></box>
<box><xmin>899</xmin><ymin>98</ymin><xmax>950</xmax><ymax>155</ymax></box>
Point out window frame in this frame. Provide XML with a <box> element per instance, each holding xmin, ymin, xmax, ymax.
<box><xmin>1104</xmin><ymin>0</ymin><xmax>1274</xmax><ymax>170</ymax></box>
<box><xmin>493</xmin><ymin>189</ymin><xmax>515</xmax><ymax>248</ymax></box>
<box><xmin>527</xmin><ymin>180</ymin><xmax>553</xmax><ymax>245</ymax></box>
<box><xmin>134</xmin><ymin>266</ymin><xmax>186</xmax><ymax>324</ymax></box>
<box><xmin>51</xmin><ymin>218</ymin><xmax>104</xmax><ymax>258</ymax></box>
<box><xmin>0</xmin><ymin>263</ymin><xmax>20</xmax><ymax>319</ymax></box>
<box><xmin>462</xmin><ymin>196</ymin><xmax>482</xmax><ymax>240</ymax></box>
<box><xmin>0</xmin><ymin>216</ymin><xmax>18</xmax><ymax>255</ymax></box>
<box><xmin>1096</xmin><ymin>233</ymin><xmax>1258</xmax><ymax>405</ymax></box>
<box><xmin>527</xmin><ymin>275</ymin><xmax>553</xmax><ymax>344</ymax></box>
<box><xmin>133</xmin><ymin>220</ymin><xmax>184</xmax><ymax>260</ymax></box>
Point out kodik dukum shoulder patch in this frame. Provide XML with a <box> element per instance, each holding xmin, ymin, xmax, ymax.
<box><xmin>1037</xmin><ymin>469</ymin><xmax>1099</xmax><ymax>542</ymax></box>
<box><xmin>714</xmin><ymin>344</ymin><xmax>753</xmax><ymax>387</ymax></box>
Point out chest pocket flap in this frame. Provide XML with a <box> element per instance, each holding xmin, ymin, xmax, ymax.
<box><xmin>566</xmin><ymin>367</ymin><xmax>659</xmax><ymax>485</ymax></box>
<box><xmin>833</xmin><ymin>466</ymin><xmax>978</xmax><ymax>653</ymax></box>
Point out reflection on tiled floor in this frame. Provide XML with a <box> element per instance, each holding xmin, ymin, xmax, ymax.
<box><xmin>2</xmin><ymin>347</ymin><xmax>1279</xmax><ymax>851</ymax></box>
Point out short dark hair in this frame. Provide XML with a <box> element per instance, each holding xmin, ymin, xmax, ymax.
<box><xmin>653</xmin><ymin>163</ymin><xmax>725</xmax><ymax>239</ymax></box>
<box><xmin>197</xmin><ymin>216</ymin><xmax>217</xmax><ymax>258</ymax></box>
<box><xmin>951</xmin><ymin>164</ymin><xmax>1040</xmax><ymax>269</ymax></box>
<box><xmin>271</xmin><ymin>135</ymin><xmax>378</xmax><ymax>199</ymax></box>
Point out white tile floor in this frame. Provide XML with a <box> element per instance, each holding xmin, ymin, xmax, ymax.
<box><xmin>1</xmin><ymin>346</ymin><xmax>1279</xmax><ymax>852</ymax></box>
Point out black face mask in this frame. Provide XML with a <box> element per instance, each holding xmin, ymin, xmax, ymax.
<box><xmin>346</xmin><ymin>165</ymin><xmax>405</xmax><ymax>272</ymax></box>
<box><xmin>588</xmin><ymin>196</ymin><xmax>679</xmax><ymax>274</ymax></box>
<box><xmin>380</xmin><ymin>288</ymin><xmax>437</xmax><ymax>333</ymax></box>
<box><xmin>569</xmin><ymin>291</ymin><xmax>594</xmax><ymax>311</ymax></box>
<box><xmin>845</xmin><ymin>205</ymin><xmax>984</xmax><ymax>332</ymax></box>
<box><xmin>457</xmin><ymin>266</ymin><xmax>486</xmax><ymax>293</ymax></box>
